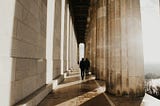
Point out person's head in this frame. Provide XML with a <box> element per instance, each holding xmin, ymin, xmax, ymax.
<box><xmin>86</xmin><ymin>58</ymin><xmax>88</xmax><ymax>60</ymax></box>
<box><xmin>82</xmin><ymin>58</ymin><xmax>84</xmax><ymax>61</ymax></box>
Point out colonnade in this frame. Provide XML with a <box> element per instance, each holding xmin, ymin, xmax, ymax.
<box><xmin>85</xmin><ymin>0</ymin><xmax>145</xmax><ymax>96</ymax></box>
<box><xmin>0</xmin><ymin>0</ymin><xmax>78</xmax><ymax>105</ymax></box>
<box><xmin>0</xmin><ymin>0</ymin><xmax>146</xmax><ymax>105</ymax></box>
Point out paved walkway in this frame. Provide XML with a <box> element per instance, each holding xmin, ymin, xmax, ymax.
<box><xmin>38</xmin><ymin>70</ymin><xmax>159</xmax><ymax>106</ymax></box>
<box><xmin>38</xmin><ymin>71</ymin><xmax>110</xmax><ymax>106</ymax></box>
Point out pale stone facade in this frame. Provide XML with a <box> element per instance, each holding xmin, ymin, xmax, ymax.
<box><xmin>0</xmin><ymin>0</ymin><xmax>145</xmax><ymax>105</ymax></box>
<box><xmin>0</xmin><ymin>0</ymin><xmax>47</xmax><ymax>105</ymax></box>
<box><xmin>0</xmin><ymin>0</ymin><xmax>78</xmax><ymax>105</ymax></box>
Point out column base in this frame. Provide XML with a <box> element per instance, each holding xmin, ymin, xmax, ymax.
<box><xmin>52</xmin><ymin>75</ymin><xmax>64</xmax><ymax>89</ymax></box>
<box><xmin>15</xmin><ymin>84</ymin><xmax>52</xmax><ymax>106</ymax></box>
<box><xmin>105</xmin><ymin>89</ymin><xmax>145</xmax><ymax>97</ymax></box>
<box><xmin>64</xmin><ymin>71</ymin><xmax>69</xmax><ymax>78</ymax></box>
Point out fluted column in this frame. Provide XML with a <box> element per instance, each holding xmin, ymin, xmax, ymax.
<box><xmin>90</xmin><ymin>1</ymin><xmax>97</xmax><ymax>75</ymax></box>
<box><xmin>90</xmin><ymin>31</ymin><xmax>94</xmax><ymax>72</ymax></box>
<box><xmin>107</xmin><ymin>0</ymin><xmax>121</xmax><ymax>95</ymax></box>
<box><xmin>106</xmin><ymin>0</ymin><xmax>144</xmax><ymax>96</ymax></box>
<box><xmin>68</xmin><ymin>16</ymin><xmax>72</xmax><ymax>69</ymax></box>
<box><xmin>85</xmin><ymin>33</ymin><xmax>89</xmax><ymax>59</ymax></box>
<box><xmin>66</xmin><ymin>3</ymin><xmax>70</xmax><ymax>70</ymax></box>
<box><xmin>96</xmin><ymin>0</ymin><xmax>107</xmax><ymax>80</ymax></box>
<box><xmin>88</xmin><ymin>33</ymin><xmax>92</xmax><ymax>61</ymax></box>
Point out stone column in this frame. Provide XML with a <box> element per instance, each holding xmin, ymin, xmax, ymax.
<box><xmin>68</xmin><ymin>16</ymin><xmax>77</xmax><ymax>70</ymax></box>
<box><xmin>92</xmin><ymin>4</ymin><xmax>97</xmax><ymax>75</ymax></box>
<box><xmin>107</xmin><ymin>0</ymin><xmax>120</xmax><ymax>95</ymax></box>
<box><xmin>88</xmin><ymin>33</ymin><xmax>92</xmax><ymax>66</ymax></box>
<box><xmin>60</xmin><ymin>0</ymin><xmax>66</xmax><ymax>75</ymax></box>
<box><xmin>88</xmin><ymin>1</ymin><xmax>97</xmax><ymax>75</ymax></box>
<box><xmin>106</xmin><ymin>0</ymin><xmax>144</xmax><ymax>96</ymax></box>
<box><xmin>46</xmin><ymin>0</ymin><xmax>56</xmax><ymax>83</ymax></box>
<box><xmin>73</xmin><ymin>32</ymin><xmax>78</xmax><ymax>69</ymax></box>
<box><xmin>77</xmin><ymin>44</ymin><xmax>79</xmax><ymax>63</ymax></box>
<box><xmin>96</xmin><ymin>0</ymin><xmax>107</xmax><ymax>80</ymax></box>
<box><xmin>68</xmin><ymin>16</ymin><xmax>72</xmax><ymax>70</ymax></box>
<box><xmin>85</xmin><ymin>33</ymin><xmax>90</xmax><ymax>60</ymax></box>
<box><xmin>63</xmin><ymin>1</ymin><xmax>68</xmax><ymax>73</ymax></box>
<box><xmin>70</xmin><ymin>22</ymin><xmax>73</xmax><ymax>69</ymax></box>
<box><xmin>66</xmin><ymin>7</ymin><xmax>70</xmax><ymax>70</ymax></box>
<box><xmin>68</xmin><ymin>19</ymin><xmax>78</xmax><ymax>70</ymax></box>
<box><xmin>53</xmin><ymin>0</ymin><xmax>62</xmax><ymax>79</ymax></box>
<box><xmin>89</xmin><ymin>29</ymin><xmax>93</xmax><ymax>73</ymax></box>
<box><xmin>88</xmin><ymin>35</ymin><xmax>90</xmax><ymax>61</ymax></box>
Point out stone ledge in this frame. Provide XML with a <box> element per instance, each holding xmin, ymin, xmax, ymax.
<box><xmin>141</xmin><ymin>93</ymin><xmax>160</xmax><ymax>106</ymax></box>
<box><xmin>14</xmin><ymin>84</ymin><xmax>52</xmax><ymax>106</ymax></box>
<box><xmin>64</xmin><ymin>71</ymin><xmax>69</xmax><ymax>78</ymax></box>
<box><xmin>52</xmin><ymin>75</ymin><xmax>64</xmax><ymax>89</ymax></box>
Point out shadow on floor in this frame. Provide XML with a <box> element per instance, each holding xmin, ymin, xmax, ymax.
<box><xmin>106</xmin><ymin>93</ymin><xmax>143</xmax><ymax>106</ymax></box>
<box><xmin>61</xmin><ymin>75</ymin><xmax>80</xmax><ymax>84</ymax></box>
<box><xmin>38</xmin><ymin>79</ymin><xmax>98</xmax><ymax>106</ymax></box>
<box><xmin>80</xmin><ymin>93</ymin><xmax>111</xmax><ymax>106</ymax></box>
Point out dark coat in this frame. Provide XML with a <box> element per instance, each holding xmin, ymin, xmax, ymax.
<box><xmin>80</xmin><ymin>60</ymin><xmax>85</xmax><ymax>70</ymax></box>
<box><xmin>85</xmin><ymin>59</ymin><xmax>90</xmax><ymax>69</ymax></box>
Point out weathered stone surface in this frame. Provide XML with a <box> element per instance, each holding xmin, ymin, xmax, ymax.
<box><xmin>85</xmin><ymin>0</ymin><xmax>144</xmax><ymax>97</ymax></box>
<box><xmin>95</xmin><ymin>0</ymin><xmax>107</xmax><ymax>80</ymax></box>
<box><xmin>53</xmin><ymin>59</ymin><xmax>61</xmax><ymax>79</ymax></box>
<box><xmin>106</xmin><ymin>0</ymin><xmax>144</xmax><ymax>96</ymax></box>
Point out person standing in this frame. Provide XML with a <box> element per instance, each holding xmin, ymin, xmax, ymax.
<box><xmin>80</xmin><ymin>58</ymin><xmax>85</xmax><ymax>80</ymax></box>
<box><xmin>85</xmin><ymin>58</ymin><xmax>90</xmax><ymax>76</ymax></box>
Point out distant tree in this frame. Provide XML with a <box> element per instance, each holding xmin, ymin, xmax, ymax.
<box><xmin>145</xmin><ymin>73</ymin><xmax>160</xmax><ymax>79</ymax></box>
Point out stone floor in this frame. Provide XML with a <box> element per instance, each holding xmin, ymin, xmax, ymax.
<box><xmin>38</xmin><ymin>71</ymin><xmax>160</xmax><ymax>106</ymax></box>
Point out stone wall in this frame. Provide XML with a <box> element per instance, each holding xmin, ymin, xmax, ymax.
<box><xmin>0</xmin><ymin>0</ymin><xmax>79</xmax><ymax>105</ymax></box>
<box><xmin>11</xmin><ymin>0</ymin><xmax>47</xmax><ymax>105</ymax></box>
<box><xmin>0</xmin><ymin>1</ymin><xmax>16</xmax><ymax>105</ymax></box>
<box><xmin>0</xmin><ymin>0</ymin><xmax>47</xmax><ymax>105</ymax></box>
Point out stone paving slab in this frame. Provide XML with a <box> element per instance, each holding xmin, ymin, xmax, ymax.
<box><xmin>38</xmin><ymin>71</ymin><xmax>149</xmax><ymax>106</ymax></box>
<box><xmin>38</xmin><ymin>72</ymin><xmax>110</xmax><ymax>106</ymax></box>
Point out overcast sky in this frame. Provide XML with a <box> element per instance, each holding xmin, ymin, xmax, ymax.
<box><xmin>140</xmin><ymin>0</ymin><xmax>160</xmax><ymax>64</ymax></box>
<box><xmin>79</xmin><ymin>43</ymin><xmax>84</xmax><ymax>61</ymax></box>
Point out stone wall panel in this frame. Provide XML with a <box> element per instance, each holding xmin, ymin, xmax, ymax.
<box><xmin>11</xmin><ymin>0</ymin><xmax>47</xmax><ymax>105</ymax></box>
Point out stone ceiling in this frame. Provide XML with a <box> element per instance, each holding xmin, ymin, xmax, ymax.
<box><xmin>69</xmin><ymin>0</ymin><xmax>90</xmax><ymax>43</ymax></box>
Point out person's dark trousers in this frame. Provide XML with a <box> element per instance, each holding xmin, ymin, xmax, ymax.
<box><xmin>81</xmin><ymin>69</ymin><xmax>85</xmax><ymax>80</ymax></box>
<box><xmin>85</xmin><ymin>68</ymin><xmax>89</xmax><ymax>76</ymax></box>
